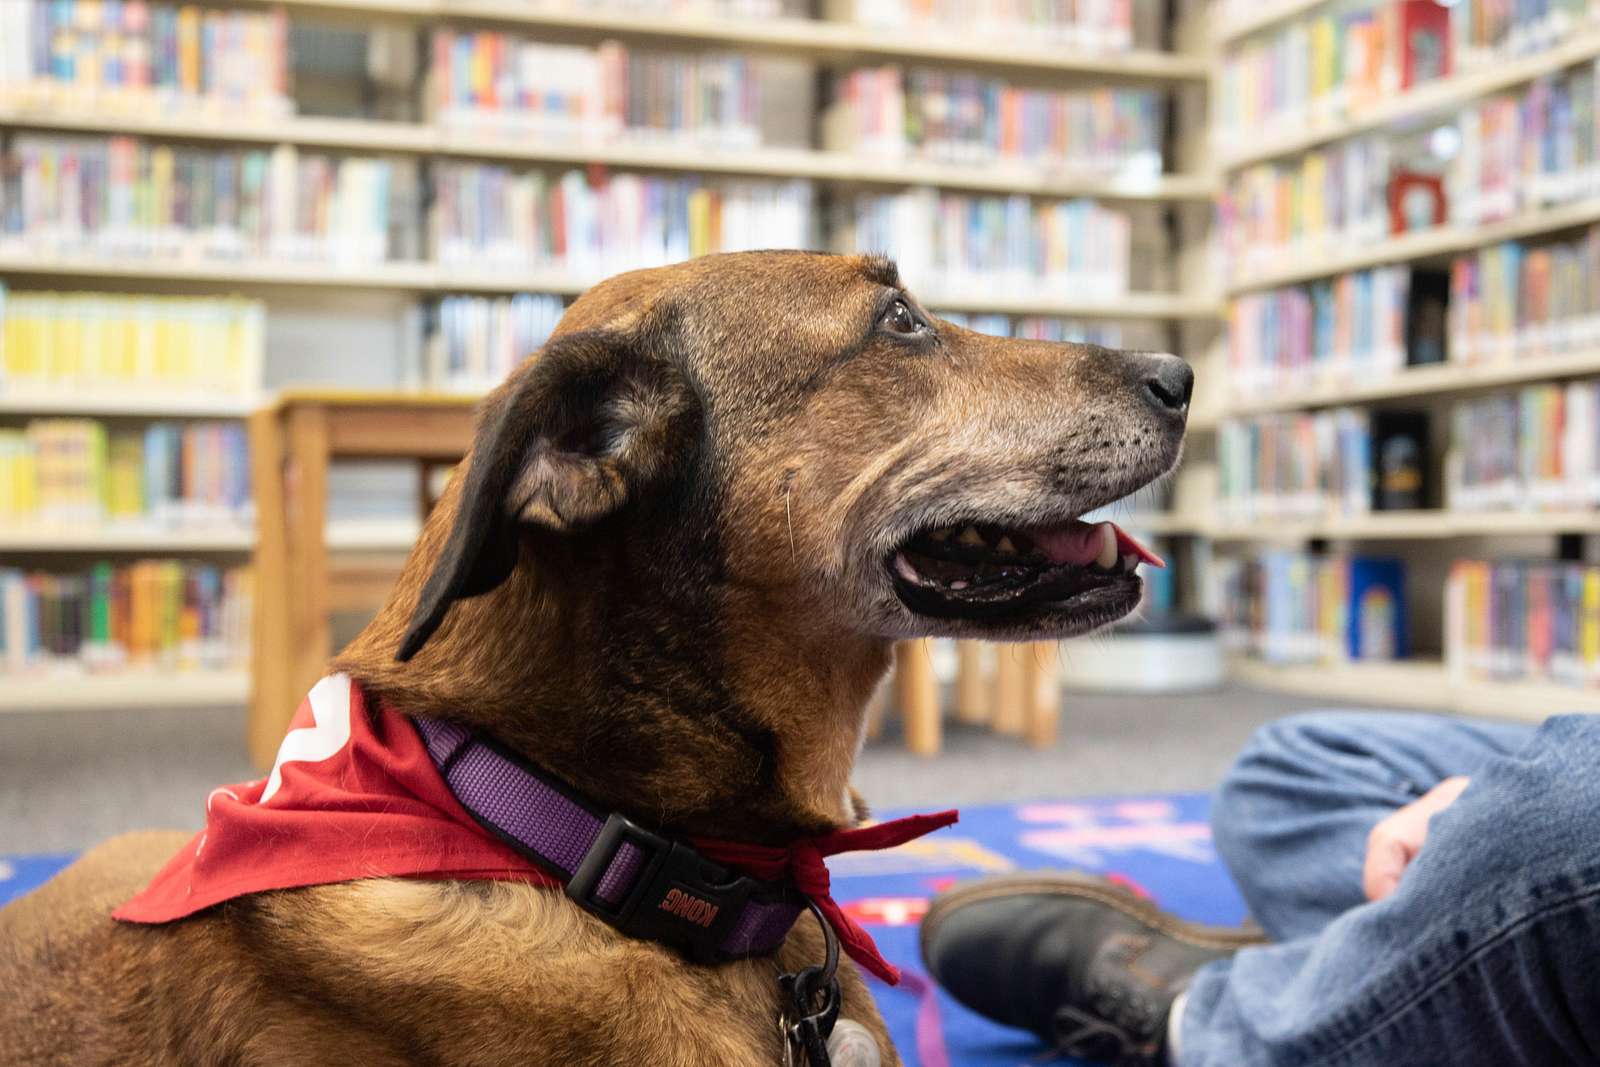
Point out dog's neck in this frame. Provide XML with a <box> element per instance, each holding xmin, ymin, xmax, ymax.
<box><xmin>336</xmin><ymin>535</ymin><xmax>892</xmax><ymax>844</ymax></box>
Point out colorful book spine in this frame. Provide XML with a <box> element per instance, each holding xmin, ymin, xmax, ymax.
<box><xmin>427</xmin><ymin>293</ymin><xmax>565</xmax><ymax>393</ymax></box>
<box><xmin>842</xmin><ymin>188</ymin><xmax>1130</xmax><ymax>298</ymax></box>
<box><xmin>1229</xmin><ymin>266</ymin><xmax>1410</xmax><ymax>397</ymax></box>
<box><xmin>431</xmin><ymin>164</ymin><xmax>813</xmax><ymax>272</ymax></box>
<box><xmin>1212</xmin><ymin>551</ymin><xmax>1406</xmax><ymax>665</ymax></box>
<box><xmin>1450</xmin><ymin>228</ymin><xmax>1600</xmax><ymax>364</ymax></box>
<box><xmin>0</xmin><ymin>0</ymin><xmax>291</xmax><ymax>117</ymax></box>
<box><xmin>0</xmin><ymin>285</ymin><xmax>264</xmax><ymax>400</ymax></box>
<box><xmin>431</xmin><ymin>34</ymin><xmax>761</xmax><ymax>150</ymax></box>
<box><xmin>829</xmin><ymin>66</ymin><xmax>1162</xmax><ymax>178</ymax></box>
<box><xmin>0</xmin><ymin>418</ymin><xmax>251</xmax><ymax>529</ymax></box>
<box><xmin>938</xmin><ymin>312</ymin><xmax>1125</xmax><ymax>347</ymax></box>
<box><xmin>1218</xmin><ymin>409</ymin><xmax>1375</xmax><ymax>521</ymax></box>
<box><xmin>1219</xmin><ymin>136</ymin><xmax>1392</xmax><ymax>277</ymax></box>
<box><xmin>0</xmin><ymin>559</ymin><xmax>253</xmax><ymax>673</ymax></box>
<box><xmin>1451</xmin><ymin>380</ymin><xmax>1600</xmax><ymax>511</ymax></box>
<box><xmin>0</xmin><ymin>135</ymin><xmax>411</xmax><ymax>266</ymax></box>
<box><xmin>1447</xmin><ymin>558</ymin><xmax>1600</xmax><ymax>688</ymax></box>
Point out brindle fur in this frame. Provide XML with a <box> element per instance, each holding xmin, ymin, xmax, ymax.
<box><xmin>0</xmin><ymin>252</ymin><xmax>1187</xmax><ymax>1065</ymax></box>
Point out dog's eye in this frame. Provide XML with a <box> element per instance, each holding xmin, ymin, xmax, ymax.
<box><xmin>881</xmin><ymin>299</ymin><xmax>926</xmax><ymax>336</ymax></box>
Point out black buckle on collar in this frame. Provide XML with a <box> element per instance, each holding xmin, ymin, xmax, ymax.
<box><xmin>566</xmin><ymin>812</ymin><xmax>768</xmax><ymax>963</ymax></box>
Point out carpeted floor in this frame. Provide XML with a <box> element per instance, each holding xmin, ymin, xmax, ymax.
<box><xmin>0</xmin><ymin>684</ymin><xmax>1369</xmax><ymax>854</ymax></box>
<box><xmin>0</xmin><ymin>794</ymin><xmax>1247</xmax><ymax>1067</ymax></box>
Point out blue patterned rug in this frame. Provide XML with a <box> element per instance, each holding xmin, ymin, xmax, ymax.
<box><xmin>1</xmin><ymin>793</ymin><xmax>1243</xmax><ymax>1065</ymax></box>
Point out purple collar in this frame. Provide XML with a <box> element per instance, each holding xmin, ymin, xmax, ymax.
<box><xmin>414</xmin><ymin>717</ymin><xmax>804</xmax><ymax>963</ymax></box>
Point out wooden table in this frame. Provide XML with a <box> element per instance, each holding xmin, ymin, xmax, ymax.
<box><xmin>247</xmin><ymin>389</ymin><xmax>480</xmax><ymax>766</ymax></box>
<box><xmin>247</xmin><ymin>389</ymin><xmax>1063</xmax><ymax>766</ymax></box>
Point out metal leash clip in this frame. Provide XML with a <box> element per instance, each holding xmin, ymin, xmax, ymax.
<box><xmin>777</xmin><ymin>899</ymin><xmax>842</xmax><ymax>1067</ymax></box>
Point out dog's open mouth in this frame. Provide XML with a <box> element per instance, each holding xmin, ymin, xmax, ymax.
<box><xmin>887</xmin><ymin>519</ymin><xmax>1163</xmax><ymax>621</ymax></box>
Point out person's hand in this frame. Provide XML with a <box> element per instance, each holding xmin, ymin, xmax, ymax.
<box><xmin>1362</xmin><ymin>776</ymin><xmax>1472</xmax><ymax>902</ymax></box>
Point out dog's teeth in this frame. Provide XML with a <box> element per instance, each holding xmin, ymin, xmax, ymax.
<box><xmin>894</xmin><ymin>553</ymin><xmax>921</xmax><ymax>583</ymax></box>
<box><xmin>1095</xmin><ymin>523</ymin><xmax>1118</xmax><ymax>570</ymax></box>
<box><xmin>996</xmin><ymin>535</ymin><xmax>1017</xmax><ymax>554</ymax></box>
<box><xmin>957</xmin><ymin>526</ymin><xmax>985</xmax><ymax>547</ymax></box>
<box><xmin>1123</xmin><ymin>553</ymin><xmax>1138</xmax><ymax>572</ymax></box>
<box><xmin>928</xmin><ymin>528</ymin><xmax>951</xmax><ymax>542</ymax></box>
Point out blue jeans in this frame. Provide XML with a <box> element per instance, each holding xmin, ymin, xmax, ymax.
<box><xmin>1181</xmin><ymin>711</ymin><xmax>1600</xmax><ymax>1066</ymax></box>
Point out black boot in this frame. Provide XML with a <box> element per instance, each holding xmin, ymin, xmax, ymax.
<box><xmin>920</xmin><ymin>873</ymin><xmax>1265</xmax><ymax>1066</ymax></box>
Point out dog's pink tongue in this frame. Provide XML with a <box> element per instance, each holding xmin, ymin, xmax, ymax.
<box><xmin>1031</xmin><ymin>521</ymin><xmax>1166</xmax><ymax>569</ymax></box>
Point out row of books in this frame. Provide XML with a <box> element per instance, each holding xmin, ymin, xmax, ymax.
<box><xmin>1451</xmin><ymin>229</ymin><xmax>1600</xmax><ymax>363</ymax></box>
<box><xmin>1216</xmin><ymin>0</ymin><xmax>1454</xmax><ymax>143</ymax></box>
<box><xmin>1227</xmin><ymin>266</ymin><xmax>1416</xmax><ymax>397</ymax></box>
<box><xmin>0</xmin><ymin>1</ymin><xmax>291</xmax><ymax>117</ymax></box>
<box><xmin>1217</xmin><ymin>135</ymin><xmax>1392</xmax><ymax>277</ymax></box>
<box><xmin>1446</xmin><ymin>558</ymin><xmax>1600</xmax><ymax>687</ymax></box>
<box><xmin>0</xmin><ymin>560</ymin><xmax>253</xmax><ymax>673</ymax></box>
<box><xmin>1218</xmin><ymin>410</ymin><xmax>1377</xmax><ymax>520</ymax></box>
<box><xmin>0</xmin><ymin>135</ymin><xmax>418</xmax><ymax>265</ymax></box>
<box><xmin>0</xmin><ymin>419</ymin><xmax>252</xmax><ymax>530</ymax></box>
<box><xmin>1216</xmin><ymin>0</ymin><xmax>1591</xmax><ymax>143</ymax></box>
<box><xmin>425</xmin><ymin>294</ymin><xmax>563</xmax><ymax>394</ymax></box>
<box><xmin>939</xmin><ymin>311</ymin><xmax>1125</xmax><ymax>346</ymax></box>
<box><xmin>1451</xmin><ymin>381</ymin><xmax>1600</xmax><ymax>511</ymax></box>
<box><xmin>827</xmin><ymin>67</ymin><xmax>1162</xmax><ymax>176</ymax></box>
<box><xmin>431</xmin><ymin>164</ymin><xmax>814</xmax><ymax>272</ymax></box>
<box><xmin>0</xmin><ymin>286</ymin><xmax>263</xmax><ymax>402</ymax></box>
<box><xmin>842</xmin><ymin>188</ymin><xmax>1131</xmax><ymax>299</ymax></box>
<box><xmin>839</xmin><ymin>0</ymin><xmax>1140</xmax><ymax>48</ymax></box>
<box><xmin>1213</xmin><ymin>551</ymin><xmax>1408</xmax><ymax>665</ymax></box>
<box><xmin>430</xmin><ymin>35</ymin><xmax>761</xmax><ymax>149</ymax></box>
<box><xmin>1453</xmin><ymin>58</ymin><xmax>1600</xmax><ymax>226</ymax></box>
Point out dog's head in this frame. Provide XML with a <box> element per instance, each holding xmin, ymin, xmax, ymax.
<box><xmin>396</xmin><ymin>251</ymin><xmax>1188</xmax><ymax>661</ymax></box>
<box><xmin>343</xmin><ymin>251</ymin><xmax>1188</xmax><ymax>832</ymax></box>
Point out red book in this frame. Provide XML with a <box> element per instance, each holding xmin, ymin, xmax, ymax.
<box><xmin>1399</xmin><ymin>0</ymin><xmax>1451</xmax><ymax>90</ymax></box>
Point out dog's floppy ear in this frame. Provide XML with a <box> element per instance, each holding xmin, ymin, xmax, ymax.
<box><xmin>397</xmin><ymin>329</ymin><xmax>697</xmax><ymax>661</ymax></box>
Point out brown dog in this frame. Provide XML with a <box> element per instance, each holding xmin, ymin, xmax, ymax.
<box><xmin>0</xmin><ymin>251</ymin><xmax>1190</xmax><ymax>1066</ymax></box>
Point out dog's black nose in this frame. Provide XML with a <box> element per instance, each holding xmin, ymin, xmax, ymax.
<box><xmin>1136</xmin><ymin>353</ymin><xmax>1193</xmax><ymax>415</ymax></box>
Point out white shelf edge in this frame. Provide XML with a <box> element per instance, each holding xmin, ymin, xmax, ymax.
<box><xmin>1228</xmin><ymin>656</ymin><xmax>1600</xmax><ymax>720</ymax></box>
<box><xmin>0</xmin><ymin>107</ymin><xmax>1216</xmax><ymax>202</ymax></box>
<box><xmin>0</xmin><ymin>525</ymin><xmax>257</xmax><ymax>552</ymax></box>
<box><xmin>0</xmin><ymin>669</ymin><xmax>249</xmax><ymax>713</ymax></box>
<box><xmin>1226</xmin><ymin>197</ymin><xmax>1600</xmax><ymax>295</ymax></box>
<box><xmin>1224</xmin><ymin>349</ymin><xmax>1600</xmax><ymax>416</ymax></box>
<box><xmin>0</xmin><ymin>393</ymin><xmax>260</xmax><ymax>418</ymax></box>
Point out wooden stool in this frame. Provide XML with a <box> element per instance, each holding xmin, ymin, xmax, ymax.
<box><xmin>888</xmin><ymin>639</ymin><xmax>1062</xmax><ymax>756</ymax></box>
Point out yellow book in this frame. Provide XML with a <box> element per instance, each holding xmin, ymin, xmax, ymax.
<box><xmin>152</xmin><ymin>145</ymin><xmax>175</xmax><ymax>234</ymax></box>
<box><xmin>106</xmin><ymin>431</ymin><xmax>145</xmax><ymax>520</ymax></box>
<box><xmin>1583</xmin><ymin>567</ymin><xmax>1600</xmax><ymax>678</ymax></box>
<box><xmin>177</xmin><ymin>7</ymin><xmax>201</xmax><ymax>96</ymax></box>
<box><xmin>687</xmin><ymin>188</ymin><xmax>712</xmax><ymax>259</ymax></box>
<box><xmin>1311</xmin><ymin>16</ymin><xmax>1336</xmax><ymax>102</ymax></box>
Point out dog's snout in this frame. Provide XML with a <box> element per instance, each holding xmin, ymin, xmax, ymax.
<box><xmin>1136</xmin><ymin>353</ymin><xmax>1193</xmax><ymax>416</ymax></box>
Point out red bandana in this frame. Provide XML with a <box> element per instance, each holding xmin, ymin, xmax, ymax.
<box><xmin>115</xmin><ymin>675</ymin><xmax>956</xmax><ymax>984</ymax></box>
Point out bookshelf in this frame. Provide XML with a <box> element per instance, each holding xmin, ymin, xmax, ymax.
<box><xmin>0</xmin><ymin>0</ymin><xmax>1222</xmax><ymax>712</ymax></box>
<box><xmin>1214</xmin><ymin>28</ymin><xmax>1600</xmax><ymax>170</ymax></box>
<box><xmin>1204</xmin><ymin>0</ymin><xmax>1600</xmax><ymax>717</ymax></box>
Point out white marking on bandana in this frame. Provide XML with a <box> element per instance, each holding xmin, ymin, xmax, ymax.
<box><xmin>260</xmin><ymin>674</ymin><xmax>353</xmax><ymax>805</ymax></box>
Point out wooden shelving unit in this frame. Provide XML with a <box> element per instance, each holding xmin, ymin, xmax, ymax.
<box><xmin>1204</xmin><ymin>6</ymin><xmax>1600</xmax><ymax>715</ymax></box>
<box><xmin>0</xmin><ymin>394</ymin><xmax>260</xmax><ymax>418</ymax></box>
<box><xmin>0</xmin><ymin>526</ymin><xmax>258</xmax><ymax>553</ymax></box>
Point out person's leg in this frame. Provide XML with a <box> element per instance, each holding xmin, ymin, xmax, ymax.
<box><xmin>1210</xmin><ymin>710</ymin><xmax>1535</xmax><ymax>940</ymax></box>
<box><xmin>1181</xmin><ymin>714</ymin><xmax>1600</xmax><ymax>1066</ymax></box>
